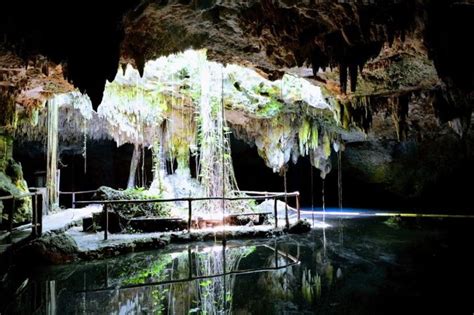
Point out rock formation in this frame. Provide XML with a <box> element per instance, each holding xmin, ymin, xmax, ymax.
<box><xmin>0</xmin><ymin>0</ymin><xmax>472</xmax><ymax>210</ymax></box>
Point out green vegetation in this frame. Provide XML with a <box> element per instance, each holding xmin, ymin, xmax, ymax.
<box><xmin>123</xmin><ymin>254</ymin><xmax>173</xmax><ymax>285</ymax></box>
<box><xmin>95</xmin><ymin>186</ymin><xmax>170</xmax><ymax>218</ymax></box>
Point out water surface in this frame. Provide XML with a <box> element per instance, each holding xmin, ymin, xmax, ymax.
<box><xmin>2</xmin><ymin>216</ymin><xmax>473</xmax><ymax>314</ymax></box>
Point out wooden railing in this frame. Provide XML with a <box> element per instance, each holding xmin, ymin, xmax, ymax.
<box><xmin>0</xmin><ymin>189</ymin><xmax>44</xmax><ymax>239</ymax></box>
<box><xmin>75</xmin><ymin>191</ymin><xmax>301</xmax><ymax>241</ymax></box>
<box><xmin>59</xmin><ymin>189</ymin><xmax>98</xmax><ymax>209</ymax></box>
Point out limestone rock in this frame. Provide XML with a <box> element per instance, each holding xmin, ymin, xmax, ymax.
<box><xmin>18</xmin><ymin>232</ymin><xmax>79</xmax><ymax>264</ymax></box>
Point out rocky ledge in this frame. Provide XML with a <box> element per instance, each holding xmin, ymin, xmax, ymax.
<box><xmin>12</xmin><ymin>223</ymin><xmax>313</xmax><ymax>265</ymax></box>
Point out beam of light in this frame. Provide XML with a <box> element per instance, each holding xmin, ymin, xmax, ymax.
<box><xmin>300</xmin><ymin>208</ymin><xmax>474</xmax><ymax>219</ymax></box>
<box><xmin>304</xmin><ymin>211</ymin><xmax>361</xmax><ymax>216</ymax></box>
<box><xmin>312</xmin><ymin>221</ymin><xmax>331</xmax><ymax>228</ymax></box>
<box><xmin>374</xmin><ymin>213</ymin><xmax>474</xmax><ymax>219</ymax></box>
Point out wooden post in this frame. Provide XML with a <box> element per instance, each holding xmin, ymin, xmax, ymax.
<box><xmin>32</xmin><ymin>193</ymin><xmax>38</xmax><ymax>237</ymax></box>
<box><xmin>188</xmin><ymin>246</ymin><xmax>192</xmax><ymax>279</ymax></box>
<box><xmin>284</xmin><ymin>170</ymin><xmax>289</xmax><ymax>229</ymax></box>
<box><xmin>187</xmin><ymin>199</ymin><xmax>192</xmax><ymax>232</ymax></box>
<box><xmin>274</xmin><ymin>240</ymin><xmax>278</xmax><ymax>268</ymax></box>
<box><xmin>104</xmin><ymin>203</ymin><xmax>108</xmax><ymax>241</ymax></box>
<box><xmin>37</xmin><ymin>193</ymin><xmax>43</xmax><ymax>236</ymax></box>
<box><xmin>296</xmin><ymin>193</ymin><xmax>300</xmax><ymax>221</ymax></box>
<box><xmin>274</xmin><ymin>197</ymin><xmax>278</xmax><ymax>228</ymax></box>
<box><xmin>72</xmin><ymin>192</ymin><xmax>76</xmax><ymax>209</ymax></box>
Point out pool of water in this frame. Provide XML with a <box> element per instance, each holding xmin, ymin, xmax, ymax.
<box><xmin>2</xmin><ymin>216</ymin><xmax>473</xmax><ymax>314</ymax></box>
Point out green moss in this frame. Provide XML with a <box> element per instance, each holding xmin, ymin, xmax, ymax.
<box><xmin>0</xmin><ymin>135</ymin><xmax>13</xmax><ymax>172</ymax></box>
<box><xmin>337</xmin><ymin>101</ymin><xmax>352</xmax><ymax>130</ymax></box>
<box><xmin>106</xmin><ymin>82</ymin><xmax>168</xmax><ymax>112</ymax></box>
<box><xmin>256</xmin><ymin>98</ymin><xmax>283</xmax><ymax>117</ymax></box>
<box><xmin>0</xmin><ymin>160</ymin><xmax>32</xmax><ymax>224</ymax></box>
<box><xmin>298</xmin><ymin>119</ymin><xmax>311</xmax><ymax>154</ymax></box>
<box><xmin>310</xmin><ymin>125</ymin><xmax>319</xmax><ymax>149</ymax></box>
<box><xmin>0</xmin><ymin>92</ymin><xmax>17</xmax><ymax>135</ymax></box>
<box><xmin>323</xmin><ymin>132</ymin><xmax>331</xmax><ymax>159</ymax></box>
<box><xmin>298</xmin><ymin>119</ymin><xmax>320</xmax><ymax>155</ymax></box>
<box><xmin>252</xmin><ymin>82</ymin><xmax>280</xmax><ymax>97</ymax></box>
<box><xmin>171</xmin><ymin>138</ymin><xmax>191</xmax><ymax>170</ymax></box>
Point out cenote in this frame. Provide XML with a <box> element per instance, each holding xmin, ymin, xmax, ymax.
<box><xmin>2</xmin><ymin>217</ymin><xmax>474</xmax><ymax>314</ymax></box>
<box><xmin>1</xmin><ymin>1</ymin><xmax>474</xmax><ymax>314</ymax></box>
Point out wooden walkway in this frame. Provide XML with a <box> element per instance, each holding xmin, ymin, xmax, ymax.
<box><xmin>0</xmin><ymin>205</ymin><xmax>102</xmax><ymax>255</ymax></box>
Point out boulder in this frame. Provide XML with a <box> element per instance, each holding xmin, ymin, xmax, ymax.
<box><xmin>17</xmin><ymin>232</ymin><xmax>79</xmax><ymax>264</ymax></box>
<box><xmin>287</xmin><ymin>220</ymin><xmax>311</xmax><ymax>234</ymax></box>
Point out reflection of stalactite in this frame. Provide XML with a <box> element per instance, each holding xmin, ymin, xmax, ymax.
<box><xmin>302</xmin><ymin>268</ymin><xmax>322</xmax><ymax>304</ymax></box>
<box><xmin>192</xmin><ymin>246</ymin><xmax>251</xmax><ymax>314</ymax></box>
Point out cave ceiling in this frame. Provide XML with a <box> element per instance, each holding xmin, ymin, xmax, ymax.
<box><xmin>0</xmin><ymin>0</ymin><xmax>472</xmax><ymax>125</ymax></box>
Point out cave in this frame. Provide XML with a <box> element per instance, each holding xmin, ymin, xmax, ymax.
<box><xmin>1</xmin><ymin>1</ymin><xmax>473</xmax><ymax>314</ymax></box>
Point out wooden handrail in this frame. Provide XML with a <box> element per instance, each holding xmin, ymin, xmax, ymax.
<box><xmin>233</xmin><ymin>190</ymin><xmax>300</xmax><ymax>196</ymax></box>
<box><xmin>73</xmin><ymin>192</ymin><xmax>300</xmax><ymax>205</ymax></box>
<box><xmin>0</xmin><ymin>191</ymin><xmax>40</xmax><ymax>200</ymax></box>
<box><xmin>0</xmin><ymin>190</ymin><xmax>43</xmax><ymax>239</ymax></box>
<box><xmin>59</xmin><ymin>190</ymin><xmax>98</xmax><ymax>195</ymax></box>
<box><xmin>73</xmin><ymin>191</ymin><xmax>300</xmax><ymax>240</ymax></box>
<box><xmin>59</xmin><ymin>189</ymin><xmax>98</xmax><ymax>209</ymax></box>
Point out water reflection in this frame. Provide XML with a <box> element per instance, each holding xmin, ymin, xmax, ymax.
<box><xmin>4</xmin><ymin>241</ymin><xmax>301</xmax><ymax>314</ymax></box>
<box><xmin>3</xmin><ymin>217</ymin><xmax>474</xmax><ymax>314</ymax></box>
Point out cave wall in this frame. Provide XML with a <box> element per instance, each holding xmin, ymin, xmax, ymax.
<box><xmin>341</xmin><ymin>93</ymin><xmax>474</xmax><ymax>211</ymax></box>
<box><xmin>0</xmin><ymin>92</ymin><xmax>31</xmax><ymax>224</ymax></box>
<box><xmin>13</xmin><ymin>140</ymin><xmax>154</xmax><ymax>209</ymax></box>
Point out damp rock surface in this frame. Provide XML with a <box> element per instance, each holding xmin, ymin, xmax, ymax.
<box><xmin>17</xmin><ymin>231</ymin><xmax>79</xmax><ymax>264</ymax></box>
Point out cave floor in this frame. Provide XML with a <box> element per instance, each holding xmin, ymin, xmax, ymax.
<box><xmin>41</xmin><ymin>205</ymin><xmax>103</xmax><ymax>232</ymax></box>
<box><xmin>67</xmin><ymin>225</ymin><xmax>276</xmax><ymax>252</ymax></box>
<box><xmin>2</xmin><ymin>206</ymin><xmax>327</xmax><ymax>262</ymax></box>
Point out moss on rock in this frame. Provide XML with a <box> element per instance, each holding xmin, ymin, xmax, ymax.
<box><xmin>94</xmin><ymin>186</ymin><xmax>171</xmax><ymax>218</ymax></box>
<box><xmin>0</xmin><ymin>133</ymin><xmax>31</xmax><ymax>224</ymax></box>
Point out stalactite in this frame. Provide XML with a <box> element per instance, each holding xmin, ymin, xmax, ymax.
<box><xmin>141</xmin><ymin>144</ymin><xmax>146</xmax><ymax>187</ymax></box>
<box><xmin>339</xmin><ymin>63</ymin><xmax>348</xmax><ymax>94</ymax></box>
<box><xmin>349</xmin><ymin>64</ymin><xmax>358</xmax><ymax>92</ymax></box>
<box><xmin>82</xmin><ymin>119</ymin><xmax>87</xmax><ymax>174</ymax></box>
<box><xmin>391</xmin><ymin>94</ymin><xmax>409</xmax><ymax>141</ymax></box>
<box><xmin>46</xmin><ymin>97</ymin><xmax>59</xmax><ymax>210</ymax></box>
<box><xmin>127</xmin><ymin>144</ymin><xmax>142</xmax><ymax>189</ymax></box>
